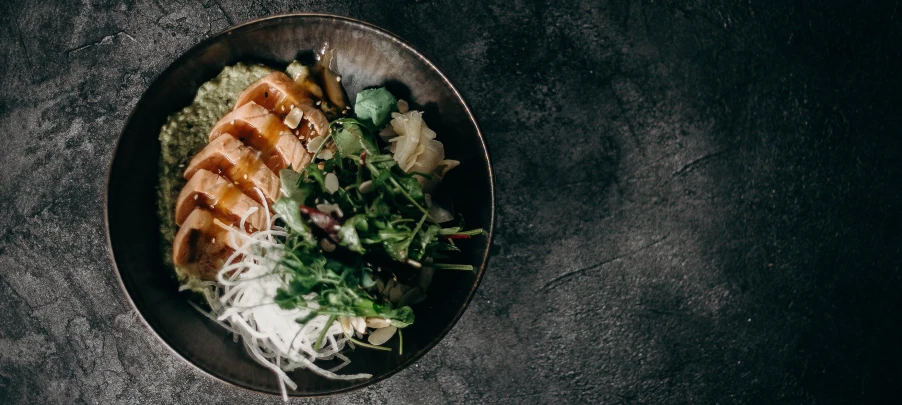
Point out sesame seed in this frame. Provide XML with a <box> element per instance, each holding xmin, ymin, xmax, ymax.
<box><xmin>336</xmin><ymin>76</ymin><xmax>342</xmax><ymax>82</ymax></box>
<box><xmin>211</xmin><ymin>238</ymin><xmax>216</xmax><ymax>244</ymax></box>
<box><xmin>243</xmin><ymin>174</ymin><xmax>248</xmax><ymax>179</ymax></box>
<box><xmin>194</xmin><ymin>195</ymin><xmax>198</xmax><ymax>200</ymax></box>
<box><xmin>230</xmin><ymin>120</ymin><xmax>234</xmax><ymax>125</ymax></box>
<box><xmin>315</xmin><ymin>101</ymin><xmax>321</xmax><ymax>106</ymax></box>
<box><xmin>290</xmin><ymin>104</ymin><xmax>295</xmax><ymax>109</ymax></box>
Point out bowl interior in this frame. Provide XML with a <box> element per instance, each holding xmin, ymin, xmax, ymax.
<box><xmin>106</xmin><ymin>14</ymin><xmax>493</xmax><ymax>396</ymax></box>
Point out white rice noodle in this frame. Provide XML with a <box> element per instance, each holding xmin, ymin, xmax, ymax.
<box><xmin>191</xmin><ymin>187</ymin><xmax>371</xmax><ymax>402</ymax></box>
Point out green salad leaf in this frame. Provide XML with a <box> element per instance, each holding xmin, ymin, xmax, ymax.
<box><xmin>268</xmin><ymin>88</ymin><xmax>483</xmax><ymax>338</ymax></box>
<box><xmin>332</xmin><ymin>120</ymin><xmax>379</xmax><ymax>158</ymax></box>
<box><xmin>272</xmin><ymin>198</ymin><xmax>311</xmax><ymax>238</ymax></box>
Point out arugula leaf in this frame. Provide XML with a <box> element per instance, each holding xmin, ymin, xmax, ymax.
<box><xmin>289</xmin><ymin>277</ymin><xmax>317</xmax><ymax>295</ymax></box>
<box><xmin>275</xmin><ymin>289</ymin><xmax>299</xmax><ymax>310</ymax></box>
<box><xmin>279</xmin><ymin>168</ymin><xmax>303</xmax><ymax>201</ymax></box>
<box><xmin>388</xmin><ymin>306</ymin><xmax>414</xmax><ymax>328</ymax></box>
<box><xmin>295</xmin><ymin>312</ymin><xmax>317</xmax><ymax>325</ymax></box>
<box><xmin>344</xmin><ymin>214</ymin><xmax>369</xmax><ymax>231</ymax></box>
<box><xmin>382</xmin><ymin>238</ymin><xmax>408</xmax><ymax>262</ymax></box>
<box><xmin>337</xmin><ymin>223</ymin><xmax>364</xmax><ymax>253</ymax></box>
<box><xmin>410</xmin><ymin>224</ymin><xmax>441</xmax><ymax>261</ymax></box>
<box><xmin>395</xmin><ymin>175</ymin><xmax>425</xmax><ymax>203</ymax></box>
<box><xmin>360</xmin><ymin>268</ymin><xmax>377</xmax><ymax>288</ymax></box>
<box><xmin>367</xmin><ymin>197</ymin><xmax>392</xmax><ymax>217</ymax></box>
<box><xmin>305</xmin><ymin>164</ymin><xmax>326</xmax><ymax>191</ymax></box>
<box><xmin>333</xmin><ymin>123</ymin><xmax>379</xmax><ymax>158</ymax></box>
<box><xmin>272</xmin><ymin>198</ymin><xmax>312</xmax><ymax>238</ymax></box>
<box><xmin>371</xmin><ymin>169</ymin><xmax>392</xmax><ymax>189</ymax></box>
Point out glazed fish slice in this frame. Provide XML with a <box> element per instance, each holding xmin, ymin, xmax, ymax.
<box><xmin>172</xmin><ymin>209</ymin><xmax>240</xmax><ymax>280</ymax></box>
<box><xmin>209</xmin><ymin>102</ymin><xmax>311</xmax><ymax>172</ymax></box>
<box><xmin>175</xmin><ymin>169</ymin><xmax>267</xmax><ymax>232</ymax></box>
<box><xmin>234</xmin><ymin>71</ymin><xmax>330</xmax><ymax>137</ymax></box>
<box><xmin>184</xmin><ymin>134</ymin><xmax>281</xmax><ymax>206</ymax></box>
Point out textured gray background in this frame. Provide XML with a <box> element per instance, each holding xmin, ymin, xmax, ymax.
<box><xmin>2</xmin><ymin>0</ymin><xmax>901</xmax><ymax>404</ymax></box>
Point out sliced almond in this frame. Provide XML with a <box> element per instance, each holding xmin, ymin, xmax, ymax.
<box><xmin>316</xmin><ymin>202</ymin><xmax>343</xmax><ymax>218</ymax></box>
<box><xmin>389</xmin><ymin>282</ymin><xmax>404</xmax><ymax>303</ymax></box>
<box><xmin>398</xmin><ymin>287</ymin><xmax>425</xmax><ymax>307</ymax></box>
<box><xmin>358</xmin><ymin>180</ymin><xmax>374</xmax><ymax>194</ymax></box>
<box><xmin>367</xmin><ymin>325</ymin><xmax>397</xmax><ymax>346</ymax></box>
<box><xmin>325</xmin><ymin>172</ymin><xmax>339</xmax><ymax>194</ymax></box>
<box><xmin>382</xmin><ymin>279</ymin><xmax>396</xmax><ymax>295</ymax></box>
<box><xmin>320</xmin><ymin>238</ymin><xmax>336</xmax><ymax>252</ymax></box>
<box><xmin>284</xmin><ymin>107</ymin><xmax>305</xmax><ymax>129</ymax></box>
<box><xmin>365</xmin><ymin>317</ymin><xmax>392</xmax><ymax>329</ymax></box>
<box><xmin>339</xmin><ymin>316</ymin><xmax>351</xmax><ymax>335</ymax></box>
<box><xmin>350</xmin><ymin>316</ymin><xmax>367</xmax><ymax>334</ymax></box>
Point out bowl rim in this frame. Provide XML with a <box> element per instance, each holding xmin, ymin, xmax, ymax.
<box><xmin>103</xmin><ymin>12</ymin><xmax>495</xmax><ymax>398</ymax></box>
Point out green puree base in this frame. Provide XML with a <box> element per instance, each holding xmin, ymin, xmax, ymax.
<box><xmin>156</xmin><ymin>63</ymin><xmax>272</xmax><ymax>279</ymax></box>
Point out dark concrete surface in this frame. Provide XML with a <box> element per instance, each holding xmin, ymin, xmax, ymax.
<box><xmin>2</xmin><ymin>0</ymin><xmax>901</xmax><ymax>403</ymax></box>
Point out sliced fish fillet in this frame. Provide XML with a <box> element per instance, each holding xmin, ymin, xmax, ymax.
<box><xmin>172</xmin><ymin>209</ymin><xmax>242</xmax><ymax>280</ymax></box>
<box><xmin>209</xmin><ymin>102</ymin><xmax>311</xmax><ymax>172</ymax></box>
<box><xmin>175</xmin><ymin>169</ymin><xmax>267</xmax><ymax>232</ymax></box>
<box><xmin>234</xmin><ymin>71</ymin><xmax>329</xmax><ymax>137</ymax></box>
<box><xmin>184</xmin><ymin>134</ymin><xmax>280</xmax><ymax>205</ymax></box>
<box><xmin>173</xmin><ymin>67</ymin><xmax>341</xmax><ymax>279</ymax></box>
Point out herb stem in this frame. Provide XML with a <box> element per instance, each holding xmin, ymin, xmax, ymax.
<box><xmin>356</xmin><ymin>156</ymin><xmax>365</xmax><ymax>185</ymax></box>
<box><xmin>312</xmin><ymin>133</ymin><xmax>334</xmax><ymax>160</ymax></box>
<box><xmin>438</xmin><ymin>227</ymin><xmax>484</xmax><ymax>236</ymax></box>
<box><xmin>431</xmin><ymin>263</ymin><xmax>475</xmax><ymax>271</ymax></box>
<box><xmin>398</xmin><ymin>328</ymin><xmax>404</xmax><ymax>356</ymax></box>
<box><xmin>389</xmin><ymin>177</ymin><xmax>433</xmax><ymax>219</ymax></box>
<box><xmin>348</xmin><ymin>336</ymin><xmax>392</xmax><ymax>352</ymax></box>
<box><xmin>402</xmin><ymin>211</ymin><xmax>429</xmax><ymax>254</ymax></box>
<box><xmin>365</xmin><ymin>161</ymin><xmax>435</xmax><ymax>221</ymax></box>
<box><xmin>315</xmin><ymin>315</ymin><xmax>336</xmax><ymax>350</ymax></box>
<box><xmin>410</xmin><ymin>171</ymin><xmax>434</xmax><ymax>179</ymax></box>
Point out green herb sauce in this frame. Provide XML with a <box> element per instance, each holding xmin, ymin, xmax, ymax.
<box><xmin>156</xmin><ymin>63</ymin><xmax>272</xmax><ymax>278</ymax></box>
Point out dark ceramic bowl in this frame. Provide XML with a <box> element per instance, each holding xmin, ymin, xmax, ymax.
<box><xmin>106</xmin><ymin>14</ymin><xmax>493</xmax><ymax>397</ymax></box>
